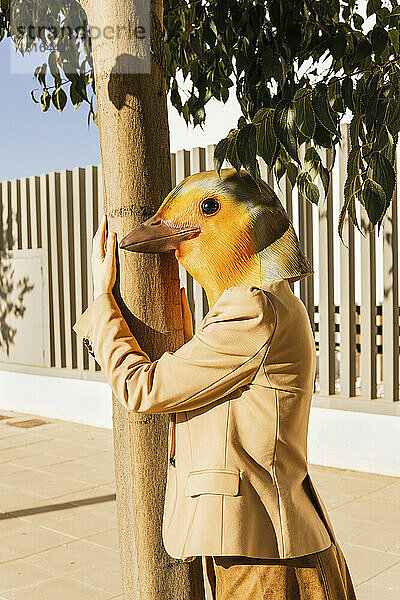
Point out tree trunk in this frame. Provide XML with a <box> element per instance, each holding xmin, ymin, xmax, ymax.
<box><xmin>78</xmin><ymin>1</ymin><xmax>205</xmax><ymax>598</ymax></box>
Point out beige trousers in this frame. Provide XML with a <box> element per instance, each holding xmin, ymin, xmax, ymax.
<box><xmin>201</xmin><ymin>539</ymin><xmax>357</xmax><ymax>600</ymax></box>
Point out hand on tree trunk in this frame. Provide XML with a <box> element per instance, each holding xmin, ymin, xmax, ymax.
<box><xmin>92</xmin><ymin>214</ymin><xmax>117</xmax><ymax>300</ymax></box>
<box><xmin>181</xmin><ymin>287</ymin><xmax>193</xmax><ymax>343</ymax></box>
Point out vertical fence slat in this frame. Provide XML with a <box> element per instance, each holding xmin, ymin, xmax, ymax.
<box><xmin>85</xmin><ymin>166</ymin><xmax>99</xmax><ymax>372</ymax></box>
<box><xmin>278</xmin><ymin>174</ymin><xmax>293</xmax><ymax>222</ymax></box>
<box><xmin>206</xmin><ymin>144</ymin><xmax>216</xmax><ymax>170</ymax></box>
<box><xmin>10</xmin><ymin>179</ymin><xmax>19</xmax><ymax>249</ymax></box>
<box><xmin>0</xmin><ymin>181</ymin><xmax>5</xmax><ymax>250</ymax></box>
<box><xmin>382</xmin><ymin>150</ymin><xmax>399</xmax><ymax>402</ymax></box>
<box><xmin>298</xmin><ymin>142</ymin><xmax>314</xmax><ymax>328</ymax></box>
<box><xmin>29</xmin><ymin>176</ymin><xmax>41</xmax><ymax>249</ymax></box>
<box><xmin>318</xmin><ymin>148</ymin><xmax>335</xmax><ymax>395</ymax></box>
<box><xmin>192</xmin><ymin>146</ymin><xmax>206</xmax><ymax>173</ymax></box>
<box><xmin>20</xmin><ymin>178</ymin><xmax>29</xmax><ymax>249</ymax></box>
<box><xmin>339</xmin><ymin>124</ymin><xmax>356</xmax><ymax>398</ymax></box>
<box><xmin>175</xmin><ymin>150</ymin><xmax>193</xmax><ymax>312</ymax></box>
<box><xmin>170</xmin><ymin>153</ymin><xmax>176</xmax><ymax>188</ymax></box>
<box><xmin>60</xmin><ymin>170</ymin><xmax>74</xmax><ymax>369</ymax></box>
<box><xmin>72</xmin><ymin>168</ymin><xmax>85</xmax><ymax>371</ymax></box>
<box><xmin>48</xmin><ymin>172</ymin><xmax>64</xmax><ymax>368</ymax></box>
<box><xmin>191</xmin><ymin>147</ymin><xmax>209</xmax><ymax>328</ymax></box>
<box><xmin>360</xmin><ymin>209</ymin><xmax>377</xmax><ymax>400</ymax></box>
<box><xmin>95</xmin><ymin>166</ymin><xmax>103</xmax><ymax>371</ymax></box>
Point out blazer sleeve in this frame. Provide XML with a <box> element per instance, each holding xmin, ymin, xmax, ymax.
<box><xmin>72</xmin><ymin>288</ymin><xmax>276</xmax><ymax>414</ymax></box>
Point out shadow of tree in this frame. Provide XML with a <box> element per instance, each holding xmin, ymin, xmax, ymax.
<box><xmin>0</xmin><ymin>233</ymin><xmax>34</xmax><ymax>356</ymax></box>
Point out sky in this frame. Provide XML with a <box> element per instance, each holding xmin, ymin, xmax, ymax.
<box><xmin>0</xmin><ymin>37</ymin><xmax>242</xmax><ymax>182</ymax></box>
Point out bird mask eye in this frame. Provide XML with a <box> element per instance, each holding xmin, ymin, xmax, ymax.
<box><xmin>201</xmin><ymin>198</ymin><xmax>220</xmax><ymax>216</ymax></box>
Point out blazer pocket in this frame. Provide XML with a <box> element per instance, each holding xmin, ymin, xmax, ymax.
<box><xmin>184</xmin><ymin>468</ymin><xmax>240</xmax><ymax>497</ymax></box>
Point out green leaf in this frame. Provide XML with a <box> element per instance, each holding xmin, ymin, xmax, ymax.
<box><xmin>367</xmin><ymin>0</ymin><xmax>382</xmax><ymax>18</ymax></box>
<box><xmin>52</xmin><ymin>88</ymin><xmax>67</xmax><ymax>113</ymax></box>
<box><xmin>294</xmin><ymin>89</ymin><xmax>315</xmax><ymax>138</ymax></box>
<box><xmin>313</xmin><ymin>120</ymin><xmax>333</xmax><ymax>148</ymax></box>
<box><xmin>329</xmin><ymin>30</ymin><xmax>347</xmax><ymax>60</ymax></box>
<box><xmin>340</xmin><ymin>147</ymin><xmax>363</xmax><ymax>239</ymax></box>
<box><xmin>70</xmin><ymin>83</ymin><xmax>83</xmax><ymax>109</ymax></box>
<box><xmin>31</xmin><ymin>90</ymin><xmax>39</xmax><ymax>104</ymax></box>
<box><xmin>328</xmin><ymin>79</ymin><xmax>345</xmax><ymax>113</ymax></box>
<box><xmin>213</xmin><ymin>137</ymin><xmax>229</xmax><ymax>175</ymax></box>
<box><xmin>386</xmin><ymin>99</ymin><xmax>400</xmax><ymax>136</ymax></box>
<box><xmin>388</xmin><ymin>28</ymin><xmax>400</xmax><ymax>54</ymax></box>
<box><xmin>362</xmin><ymin>178</ymin><xmax>387</xmax><ymax>225</ymax></box>
<box><xmin>297</xmin><ymin>171</ymin><xmax>320</xmax><ymax>204</ymax></box>
<box><xmin>226</xmin><ymin>131</ymin><xmax>241</xmax><ymax>173</ymax></box>
<box><xmin>353</xmin><ymin>37</ymin><xmax>372</xmax><ymax>62</ymax></box>
<box><xmin>304</xmin><ymin>147</ymin><xmax>330</xmax><ymax>198</ymax></box>
<box><xmin>342</xmin><ymin>77</ymin><xmax>354</xmax><ymax>111</ymax></box>
<box><xmin>370</xmin><ymin>152</ymin><xmax>396</xmax><ymax>210</ymax></box>
<box><xmin>371</xmin><ymin>26</ymin><xmax>388</xmax><ymax>56</ymax></box>
<box><xmin>374</xmin><ymin>124</ymin><xmax>394</xmax><ymax>160</ymax></box>
<box><xmin>272</xmin><ymin>100</ymin><xmax>299</xmax><ymax>164</ymax></box>
<box><xmin>274</xmin><ymin>156</ymin><xmax>286</xmax><ymax>183</ymax></box>
<box><xmin>40</xmin><ymin>90</ymin><xmax>51</xmax><ymax>112</ymax></box>
<box><xmin>312</xmin><ymin>83</ymin><xmax>340</xmax><ymax>137</ymax></box>
<box><xmin>256</xmin><ymin>108</ymin><xmax>277</xmax><ymax>168</ymax></box>
<box><xmin>236</xmin><ymin>124</ymin><xmax>259</xmax><ymax>181</ymax></box>
<box><xmin>286</xmin><ymin>163</ymin><xmax>298</xmax><ymax>188</ymax></box>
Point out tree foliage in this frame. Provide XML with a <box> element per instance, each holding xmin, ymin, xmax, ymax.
<box><xmin>1</xmin><ymin>0</ymin><xmax>400</xmax><ymax>236</ymax></box>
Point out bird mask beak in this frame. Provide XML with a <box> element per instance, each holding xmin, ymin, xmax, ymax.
<box><xmin>119</xmin><ymin>214</ymin><xmax>201</xmax><ymax>254</ymax></box>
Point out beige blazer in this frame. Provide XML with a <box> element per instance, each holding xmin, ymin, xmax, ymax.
<box><xmin>73</xmin><ymin>278</ymin><xmax>337</xmax><ymax>561</ymax></box>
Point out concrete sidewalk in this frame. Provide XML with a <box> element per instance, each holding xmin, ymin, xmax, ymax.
<box><xmin>0</xmin><ymin>411</ymin><xmax>399</xmax><ymax>599</ymax></box>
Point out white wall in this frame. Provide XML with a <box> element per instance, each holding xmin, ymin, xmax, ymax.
<box><xmin>0</xmin><ymin>370</ymin><xmax>112</xmax><ymax>429</ymax></box>
<box><xmin>0</xmin><ymin>370</ymin><xmax>399</xmax><ymax>477</ymax></box>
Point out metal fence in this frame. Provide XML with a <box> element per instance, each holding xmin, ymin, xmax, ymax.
<box><xmin>0</xmin><ymin>123</ymin><xmax>399</xmax><ymax>408</ymax></box>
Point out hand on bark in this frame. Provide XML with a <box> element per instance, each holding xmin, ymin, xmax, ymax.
<box><xmin>181</xmin><ymin>287</ymin><xmax>193</xmax><ymax>343</ymax></box>
<box><xmin>92</xmin><ymin>215</ymin><xmax>117</xmax><ymax>300</ymax></box>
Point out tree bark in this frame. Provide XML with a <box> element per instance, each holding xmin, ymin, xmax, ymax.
<box><xmin>78</xmin><ymin>1</ymin><xmax>205</xmax><ymax>598</ymax></box>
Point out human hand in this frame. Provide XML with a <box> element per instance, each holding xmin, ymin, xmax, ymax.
<box><xmin>181</xmin><ymin>287</ymin><xmax>193</xmax><ymax>343</ymax></box>
<box><xmin>92</xmin><ymin>215</ymin><xmax>117</xmax><ymax>300</ymax></box>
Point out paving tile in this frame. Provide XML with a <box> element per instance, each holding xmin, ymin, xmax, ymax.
<box><xmin>330</xmin><ymin>496</ymin><xmax>398</xmax><ymax>526</ymax></box>
<box><xmin>0</xmin><ymin>464</ymin><xmax>30</xmax><ymax>478</ymax></box>
<box><xmin>3</xmin><ymin>576</ymin><xmax>111</xmax><ymax>600</ymax></box>
<box><xmin>6</xmin><ymin>452</ymin><xmax>71</xmax><ymax>469</ymax></box>
<box><xmin>37</xmin><ymin>458</ymin><xmax>115</xmax><ymax>486</ymax></box>
<box><xmin>356</xmin><ymin>581</ymin><xmax>399</xmax><ymax>600</ymax></box>
<box><xmin>349</xmin><ymin>522</ymin><xmax>400</xmax><ymax>553</ymax></box>
<box><xmin>0</xmin><ymin>446</ymin><xmax>36</xmax><ymax>463</ymax></box>
<box><xmin>12</xmin><ymin>500</ymin><xmax>99</xmax><ymax>527</ymax></box>
<box><xmin>356</xmin><ymin>560</ymin><xmax>400</xmax><ymax>599</ymax></box>
<box><xmin>1</xmin><ymin>470</ymin><xmax>98</xmax><ymax>500</ymax></box>
<box><xmin>38</xmin><ymin>506</ymin><xmax>117</xmax><ymax>539</ymax></box>
<box><xmin>318</xmin><ymin>474</ymin><xmax>392</xmax><ymax>499</ymax></box>
<box><xmin>363</xmin><ymin>480</ymin><xmax>400</xmax><ymax>504</ymax></box>
<box><xmin>0</xmin><ymin>523</ymin><xmax>74</xmax><ymax>563</ymax></box>
<box><xmin>14</xmin><ymin>438</ymin><xmax>104</xmax><ymax>460</ymax></box>
<box><xmin>0</xmin><ymin>557</ymin><xmax>53</xmax><ymax>592</ymax></box>
<box><xmin>70</xmin><ymin>558</ymin><xmax>123</xmax><ymax>594</ymax></box>
<box><xmin>26</xmin><ymin>539</ymin><xmax>118</xmax><ymax>576</ymax></box>
<box><xmin>78</xmin><ymin>451</ymin><xmax>115</xmax><ymax>469</ymax></box>
<box><xmin>51</xmin><ymin>484</ymin><xmax>116</xmax><ymax>505</ymax></box>
<box><xmin>1</xmin><ymin>488</ymin><xmax>48</xmax><ymax>513</ymax></box>
<box><xmin>0</xmin><ymin>434</ymin><xmax>49</xmax><ymax>452</ymax></box>
<box><xmin>340</xmin><ymin>541</ymin><xmax>400</xmax><ymax>585</ymax></box>
<box><xmin>329</xmin><ymin>511</ymin><xmax>372</xmax><ymax>542</ymax></box>
<box><xmin>62</xmin><ymin>429</ymin><xmax>113</xmax><ymax>450</ymax></box>
<box><xmin>84</xmin><ymin>527</ymin><xmax>120</xmax><ymax>551</ymax></box>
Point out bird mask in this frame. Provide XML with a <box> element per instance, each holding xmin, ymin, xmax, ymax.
<box><xmin>120</xmin><ymin>169</ymin><xmax>312</xmax><ymax>305</ymax></box>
